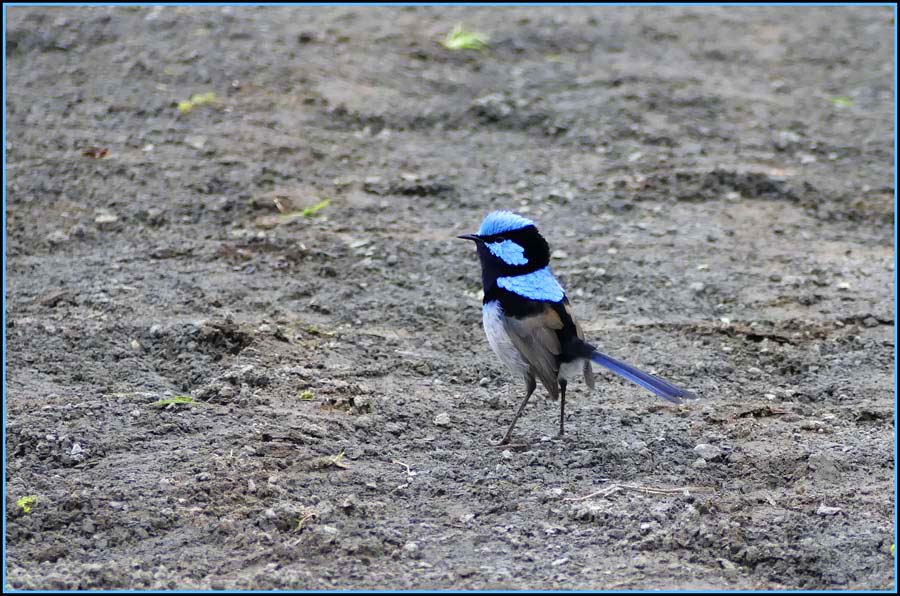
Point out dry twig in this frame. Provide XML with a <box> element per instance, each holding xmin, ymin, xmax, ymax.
<box><xmin>565</xmin><ymin>483</ymin><xmax>715</xmax><ymax>502</ymax></box>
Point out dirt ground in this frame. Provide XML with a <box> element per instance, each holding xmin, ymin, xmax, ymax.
<box><xmin>4</xmin><ymin>5</ymin><xmax>895</xmax><ymax>591</ymax></box>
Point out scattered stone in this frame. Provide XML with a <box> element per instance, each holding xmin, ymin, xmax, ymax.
<box><xmin>693</xmin><ymin>457</ymin><xmax>708</xmax><ymax>469</ymax></box>
<box><xmin>403</xmin><ymin>542</ymin><xmax>420</xmax><ymax>558</ymax></box>
<box><xmin>47</xmin><ymin>230</ymin><xmax>68</xmax><ymax>245</ymax></box>
<box><xmin>185</xmin><ymin>135</ymin><xmax>207</xmax><ymax>150</ymax></box>
<box><xmin>94</xmin><ymin>213</ymin><xmax>119</xmax><ymax>227</ymax></box>
<box><xmin>694</xmin><ymin>443</ymin><xmax>722</xmax><ymax>461</ymax></box>
<box><xmin>689</xmin><ymin>281</ymin><xmax>705</xmax><ymax>293</ymax></box>
<box><xmin>816</xmin><ymin>503</ymin><xmax>843</xmax><ymax>516</ymax></box>
<box><xmin>478</xmin><ymin>377</ymin><xmax>490</xmax><ymax>387</ymax></box>
<box><xmin>433</xmin><ymin>412</ymin><xmax>451</xmax><ymax>427</ymax></box>
<box><xmin>800</xmin><ymin>419</ymin><xmax>829</xmax><ymax>433</ymax></box>
<box><xmin>774</xmin><ymin>130</ymin><xmax>801</xmax><ymax>149</ymax></box>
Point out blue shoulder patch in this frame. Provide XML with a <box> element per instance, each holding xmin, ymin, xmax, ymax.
<box><xmin>478</xmin><ymin>211</ymin><xmax>535</xmax><ymax>237</ymax></box>
<box><xmin>486</xmin><ymin>240</ymin><xmax>528</xmax><ymax>266</ymax></box>
<box><xmin>497</xmin><ymin>266</ymin><xmax>565</xmax><ymax>302</ymax></box>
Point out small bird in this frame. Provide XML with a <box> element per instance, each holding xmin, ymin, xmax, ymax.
<box><xmin>459</xmin><ymin>211</ymin><xmax>696</xmax><ymax>444</ymax></box>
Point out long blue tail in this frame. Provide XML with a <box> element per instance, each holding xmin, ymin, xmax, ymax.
<box><xmin>589</xmin><ymin>350</ymin><xmax>696</xmax><ymax>404</ymax></box>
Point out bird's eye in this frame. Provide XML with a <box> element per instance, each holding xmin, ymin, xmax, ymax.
<box><xmin>495</xmin><ymin>236</ymin><xmax>506</xmax><ymax>242</ymax></box>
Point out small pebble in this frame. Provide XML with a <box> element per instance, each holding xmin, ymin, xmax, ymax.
<box><xmin>694</xmin><ymin>443</ymin><xmax>722</xmax><ymax>461</ymax></box>
<box><xmin>433</xmin><ymin>412</ymin><xmax>451</xmax><ymax>427</ymax></box>
<box><xmin>95</xmin><ymin>213</ymin><xmax>118</xmax><ymax>224</ymax></box>
<box><xmin>816</xmin><ymin>503</ymin><xmax>842</xmax><ymax>516</ymax></box>
<box><xmin>47</xmin><ymin>230</ymin><xmax>68</xmax><ymax>245</ymax></box>
<box><xmin>403</xmin><ymin>542</ymin><xmax>421</xmax><ymax>559</ymax></box>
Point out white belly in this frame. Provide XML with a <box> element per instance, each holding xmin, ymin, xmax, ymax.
<box><xmin>558</xmin><ymin>358</ymin><xmax>585</xmax><ymax>382</ymax></box>
<box><xmin>482</xmin><ymin>301</ymin><xmax>529</xmax><ymax>375</ymax></box>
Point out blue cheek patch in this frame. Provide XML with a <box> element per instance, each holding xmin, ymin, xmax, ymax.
<box><xmin>486</xmin><ymin>240</ymin><xmax>528</xmax><ymax>266</ymax></box>
<box><xmin>497</xmin><ymin>267</ymin><xmax>565</xmax><ymax>302</ymax></box>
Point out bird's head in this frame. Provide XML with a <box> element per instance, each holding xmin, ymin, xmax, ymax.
<box><xmin>458</xmin><ymin>211</ymin><xmax>551</xmax><ymax>286</ymax></box>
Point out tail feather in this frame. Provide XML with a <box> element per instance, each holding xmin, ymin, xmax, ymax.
<box><xmin>589</xmin><ymin>350</ymin><xmax>696</xmax><ymax>404</ymax></box>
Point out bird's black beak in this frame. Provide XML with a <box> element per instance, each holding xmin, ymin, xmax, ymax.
<box><xmin>457</xmin><ymin>234</ymin><xmax>481</xmax><ymax>242</ymax></box>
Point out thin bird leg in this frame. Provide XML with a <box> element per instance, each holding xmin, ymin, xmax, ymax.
<box><xmin>500</xmin><ymin>375</ymin><xmax>536</xmax><ymax>445</ymax></box>
<box><xmin>557</xmin><ymin>379</ymin><xmax>567</xmax><ymax>438</ymax></box>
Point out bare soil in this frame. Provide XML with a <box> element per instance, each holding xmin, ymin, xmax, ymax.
<box><xmin>5</xmin><ymin>5</ymin><xmax>895</xmax><ymax>590</ymax></box>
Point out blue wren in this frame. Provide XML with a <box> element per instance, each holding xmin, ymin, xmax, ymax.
<box><xmin>459</xmin><ymin>211</ymin><xmax>696</xmax><ymax>444</ymax></box>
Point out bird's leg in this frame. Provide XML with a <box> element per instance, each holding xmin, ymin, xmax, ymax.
<box><xmin>557</xmin><ymin>379</ymin><xmax>567</xmax><ymax>438</ymax></box>
<box><xmin>500</xmin><ymin>374</ymin><xmax>536</xmax><ymax>445</ymax></box>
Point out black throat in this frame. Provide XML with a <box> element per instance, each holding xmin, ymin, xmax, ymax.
<box><xmin>475</xmin><ymin>225</ymin><xmax>551</xmax><ymax>296</ymax></box>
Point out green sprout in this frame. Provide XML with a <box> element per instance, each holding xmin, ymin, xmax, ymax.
<box><xmin>329</xmin><ymin>450</ymin><xmax>348</xmax><ymax>469</ymax></box>
<box><xmin>295</xmin><ymin>510</ymin><xmax>317</xmax><ymax>531</ymax></box>
<box><xmin>152</xmin><ymin>395</ymin><xmax>198</xmax><ymax>408</ymax></box>
<box><xmin>442</xmin><ymin>24</ymin><xmax>489</xmax><ymax>51</ymax></box>
<box><xmin>304</xmin><ymin>325</ymin><xmax>335</xmax><ymax>337</ymax></box>
<box><xmin>16</xmin><ymin>496</ymin><xmax>38</xmax><ymax>514</ymax></box>
<box><xmin>299</xmin><ymin>390</ymin><xmax>315</xmax><ymax>401</ymax></box>
<box><xmin>828</xmin><ymin>96</ymin><xmax>853</xmax><ymax>108</ymax></box>
<box><xmin>300</xmin><ymin>198</ymin><xmax>331</xmax><ymax>217</ymax></box>
<box><xmin>178</xmin><ymin>91</ymin><xmax>218</xmax><ymax>114</ymax></box>
<box><xmin>891</xmin><ymin>543</ymin><xmax>895</xmax><ymax>557</ymax></box>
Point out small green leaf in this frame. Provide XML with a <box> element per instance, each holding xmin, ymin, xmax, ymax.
<box><xmin>299</xmin><ymin>390</ymin><xmax>315</xmax><ymax>401</ymax></box>
<box><xmin>829</xmin><ymin>96</ymin><xmax>853</xmax><ymax>108</ymax></box>
<box><xmin>329</xmin><ymin>450</ymin><xmax>348</xmax><ymax>469</ymax></box>
<box><xmin>153</xmin><ymin>395</ymin><xmax>198</xmax><ymax>407</ymax></box>
<box><xmin>17</xmin><ymin>496</ymin><xmax>38</xmax><ymax>514</ymax></box>
<box><xmin>442</xmin><ymin>24</ymin><xmax>489</xmax><ymax>51</ymax></box>
<box><xmin>191</xmin><ymin>92</ymin><xmax>217</xmax><ymax>105</ymax></box>
<box><xmin>177</xmin><ymin>91</ymin><xmax>217</xmax><ymax>113</ymax></box>
<box><xmin>300</xmin><ymin>198</ymin><xmax>331</xmax><ymax>217</ymax></box>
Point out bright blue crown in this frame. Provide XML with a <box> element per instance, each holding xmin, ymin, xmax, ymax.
<box><xmin>478</xmin><ymin>211</ymin><xmax>535</xmax><ymax>237</ymax></box>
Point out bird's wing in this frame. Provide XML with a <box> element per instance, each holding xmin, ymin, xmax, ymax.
<box><xmin>563</xmin><ymin>299</ymin><xmax>595</xmax><ymax>389</ymax></box>
<box><xmin>505</xmin><ymin>304</ymin><xmax>563</xmax><ymax>398</ymax></box>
